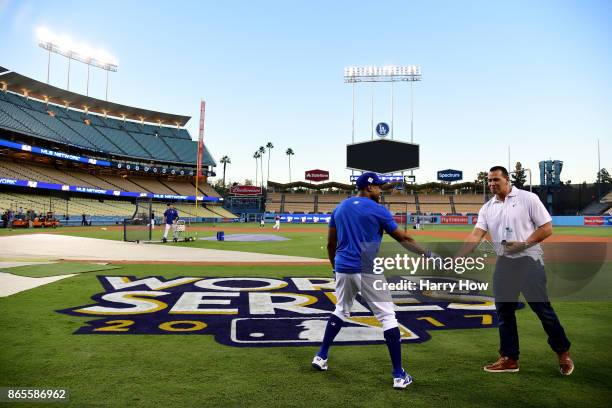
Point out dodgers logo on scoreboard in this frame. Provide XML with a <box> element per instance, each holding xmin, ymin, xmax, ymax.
<box><xmin>58</xmin><ymin>275</ymin><xmax>503</xmax><ymax>347</ymax></box>
<box><xmin>376</xmin><ymin>122</ymin><xmax>390</xmax><ymax>137</ymax></box>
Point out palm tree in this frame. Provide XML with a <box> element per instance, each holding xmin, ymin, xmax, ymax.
<box><xmin>258</xmin><ymin>146</ymin><xmax>265</xmax><ymax>187</ymax></box>
<box><xmin>286</xmin><ymin>148</ymin><xmax>294</xmax><ymax>183</ymax></box>
<box><xmin>253</xmin><ymin>152</ymin><xmax>260</xmax><ymax>186</ymax></box>
<box><xmin>265</xmin><ymin>142</ymin><xmax>274</xmax><ymax>185</ymax></box>
<box><xmin>220</xmin><ymin>155</ymin><xmax>231</xmax><ymax>188</ymax></box>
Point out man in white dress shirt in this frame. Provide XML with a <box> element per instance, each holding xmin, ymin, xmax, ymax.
<box><xmin>457</xmin><ymin>166</ymin><xmax>573</xmax><ymax>375</ymax></box>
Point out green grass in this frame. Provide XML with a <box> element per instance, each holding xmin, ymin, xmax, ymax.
<box><xmin>0</xmin><ymin>262</ymin><xmax>121</xmax><ymax>278</ymax></box>
<box><xmin>0</xmin><ymin>264</ymin><xmax>610</xmax><ymax>407</ymax></box>
<box><xmin>0</xmin><ymin>223</ymin><xmax>610</xmax><ymax>407</ymax></box>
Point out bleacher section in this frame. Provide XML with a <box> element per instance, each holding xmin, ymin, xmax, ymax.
<box><xmin>266</xmin><ymin>192</ymin><xmax>282</xmax><ymax>213</ymax></box>
<box><xmin>0</xmin><ymin>159</ymin><xmax>219</xmax><ymax>197</ymax></box>
<box><xmin>417</xmin><ymin>194</ymin><xmax>452</xmax><ymax>214</ymax></box>
<box><xmin>197</xmin><ymin>183</ymin><xmax>220</xmax><ymax>197</ymax></box>
<box><xmin>317</xmin><ymin>193</ymin><xmax>349</xmax><ymax>213</ymax></box>
<box><xmin>383</xmin><ymin>193</ymin><xmax>417</xmax><ymax>214</ymax></box>
<box><xmin>128</xmin><ymin>177</ymin><xmax>177</xmax><ymax>195</ymax></box>
<box><xmin>260</xmin><ymin>192</ymin><xmax>490</xmax><ymax>215</ymax></box>
<box><xmin>283</xmin><ymin>193</ymin><xmax>315</xmax><ymax>213</ymax></box>
<box><xmin>96</xmin><ymin>174</ymin><xmax>148</xmax><ymax>192</ymax></box>
<box><xmin>0</xmin><ymin>192</ymin><xmax>234</xmax><ymax>219</ymax></box>
<box><xmin>453</xmin><ymin>194</ymin><xmax>485</xmax><ymax>214</ymax></box>
<box><xmin>206</xmin><ymin>205</ymin><xmax>238</xmax><ymax>218</ymax></box>
<box><xmin>0</xmin><ymin>91</ymin><xmax>211</xmax><ymax>165</ymax></box>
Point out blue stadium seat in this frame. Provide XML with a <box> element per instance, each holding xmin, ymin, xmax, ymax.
<box><xmin>59</xmin><ymin>118</ymin><xmax>124</xmax><ymax>155</ymax></box>
<box><xmin>21</xmin><ymin>107</ymin><xmax>98</xmax><ymax>150</ymax></box>
<box><xmin>94</xmin><ymin>126</ymin><xmax>153</xmax><ymax>160</ymax></box>
<box><xmin>128</xmin><ymin>131</ymin><xmax>178</xmax><ymax>162</ymax></box>
<box><xmin>0</xmin><ymin>91</ymin><xmax>215</xmax><ymax>166</ymax></box>
<box><xmin>163</xmin><ymin>137</ymin><xmax>198</xmax><ymax>162</ymax></box>
<box><xmin>0</xmin><ymin>99</ymin><xmax>70</xmax><ymax>144</ymax></box>
<box><xmin>0</xmin><ymin>102</ymin><xmax>36</xmax><ymax>135</ymax></box>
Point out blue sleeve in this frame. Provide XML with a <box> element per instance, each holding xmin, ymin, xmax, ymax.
<box><xmin>378</xmin><ymin>205</ymin><xmax>398</xmax><ymax>234</ymax></box>
<box><xmin>329</xmin><ymin>209</ymin><xmax>336</xmax><ymax>228</ymax></box>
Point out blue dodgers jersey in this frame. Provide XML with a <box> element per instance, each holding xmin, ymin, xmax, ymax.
<box><xmin>329</xmin><ymin>196</ymin><xmax>398</xmax><ymax>273</ymax></box>
<box><xmin>164</xmin><ymin>208</ymin><xmax>179</xmax><ymax>224</ymax></box>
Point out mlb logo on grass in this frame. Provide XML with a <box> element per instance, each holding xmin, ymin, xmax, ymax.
<box><xmin>59</xmin><ymin>275</ymin><xmax>500</xmax><ymax>347</ymax></box>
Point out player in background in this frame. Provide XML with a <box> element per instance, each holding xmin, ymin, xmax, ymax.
<box><xmin>162</xmin><ymin>203</ymin><xmax>179</xmax><ymax>243</ymax></box>
<box><xmin>260</xmin><ymin>216</ymin><xmax>265</xmax><ymax>228</ymax></box>
<box><xmin>273</xmin><ymin>214</ymin><xmax>281</xmax><ymax>230</ymax></box>
<box><xmin>311</xmin><ymin>172</ymin><xmax>439</xmax><ymax>389</ymax></box>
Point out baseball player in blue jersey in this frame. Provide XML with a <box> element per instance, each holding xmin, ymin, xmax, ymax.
<box><xmin>162</xmin><ymin>203</ymin><xmax>179</xmax><ymax>243</ymax></box>
<box><xmin>311</xmin><ymin>172</ymin><xmax>438</xmax><ymax>389</ymax></box>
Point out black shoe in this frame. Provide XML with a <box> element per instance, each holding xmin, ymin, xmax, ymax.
<box><xmin>162</xmin><ymin>238</ymin><xmax>167</xmax><ymax>243</ymax></box>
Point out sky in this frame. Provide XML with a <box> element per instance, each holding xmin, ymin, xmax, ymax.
<box><xmin>0</xmin><ymin>0</ymin><xmax>610</xmax><ymax>185</ymax></box>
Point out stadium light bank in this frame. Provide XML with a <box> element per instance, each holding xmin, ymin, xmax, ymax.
<box><xmin>36</xmin><ymin>26</ymin><xmax>118</xmax><ymax>100</ymax></box>
<box><xmin>343</xmin><ymin>65</ymin><xmax>422</xmax><ymax>151</ymax></box>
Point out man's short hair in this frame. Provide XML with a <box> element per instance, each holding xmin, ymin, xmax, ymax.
<box><xmin>489</xmin><ymin>166</ymin><xmax>509</xmax><ymax>178</ymax></box>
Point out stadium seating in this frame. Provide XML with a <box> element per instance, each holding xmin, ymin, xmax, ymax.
<box><xmin>0</xmin><ymin>191</ymin><xmax>235</xmax><ymax>219</ymax></box>
<box><xmin>0</xmin><ymin>91</ymin><xmax>211</xmax><ymax>165</ymax></box>
<box><xmin>66</xmin><ymin>172</ymin><xmax>122</xmax><ymax>191</ymax></box>
<box><xmin>128</xmin><ymin>177</ymin><xmax>177</xmax><ymax>195</ymax></box>
<box><xmin>383</xmin><ymin>193</ymin><xmax>418</xmax><ymax>214</ymax></box>
<box><xmin>0</xmin><ymin>160</ymin><xmax>62</xmax><ymax>184</ymax></box>
<box><xmin>59</xmin><ymin>118</ymin><xmax>124</xmax><ymax>155</ymax></box>
<box><xmin>128</xmin><ymin>131</ymin><xmax>178</xmax><ymax>162</ymax></box>
<box><xmin>317</xmin><ymin>193</ymin><xmax>349</xmax><ymax>213</ymax></box>
<box><xmin>283</xmin><ymin>193</ymin><xmax>315</xmax><ymax>213</ymax></box>
<box><xmin>95</xmin><ymin>126</ymin><xmax>153</xmax><ymax>159</ymax></box>
<box><xmin>453</xmin><ymin>194</ymin><xmax>485</xmax><ymax>214</ymax></box>
<box><xmin>0</xmin><ymin>157</ymin><xmax>221</xmax><ymax>197</ymax></box>
<box><xmin>265</xmin><ymin>192</ymin><xmax>283</xmax><ymax>213</ymax></box>
<box><xmin>417</xmin><ymin>194</ymin><xmax>452</xmax><ymax>214</ymax></box>
<box><xmin>206</xmin><ymin>205</ymin><xmax>237</xmax><ymax>218</ymax></box>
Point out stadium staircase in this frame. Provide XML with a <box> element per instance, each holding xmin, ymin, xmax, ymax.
<box><xmin>449</xmin><ymin>196</ymin><xmax>457</xmax><ymax>214</ymax></box>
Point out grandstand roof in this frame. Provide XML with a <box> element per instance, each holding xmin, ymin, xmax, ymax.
<box><xmin>0</xmin><ymin>66</ymin><xmax>190</xmax><ymax>126</ymax></box>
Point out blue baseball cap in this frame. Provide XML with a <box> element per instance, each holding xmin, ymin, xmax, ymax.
<box><xmin>356</xmin><ymin>172</ymin><xmax>385</xmax><ymax>190</ymax></box>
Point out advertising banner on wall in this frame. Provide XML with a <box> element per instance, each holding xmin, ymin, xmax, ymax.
<box><xmin>305</xmin><ymin>169</ymin><xmax>329</xmax><ymax>182</ymax></box>
<box><xmin>437</xmin><ymin>169</ymin><xmax>463</xmax><ymax>182</ymax></box>
<box><xmin>584</xmin><ymin>216</ymin><xmax>612</xmax><ymax>226</ymax></box>
<box><xmin>441</xmin><ymin>215</ymin><xmax>469</xmax><ymax>224</ymax></box>
<box><xmin>230</xmin><ymin>185</ymin><xmax>263</xmax><ymax>195</ymax></box>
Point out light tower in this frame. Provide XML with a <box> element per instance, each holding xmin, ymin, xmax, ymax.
<box><xmin>36</xmin><ymin>27</ymin><xmax>118</xmax><ymax>100</ymax></box>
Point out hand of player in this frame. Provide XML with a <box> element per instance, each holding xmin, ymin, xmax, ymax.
<box><xmin>503</xmin><ymin>241</ymin><xmax>527</xmax><ymax>255</ymax></box>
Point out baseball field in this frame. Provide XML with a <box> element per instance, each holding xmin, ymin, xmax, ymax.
<box><xmin>0</xmin><ymin>223</ymin><xmax>610</xmax><ymax>407</ymax></box>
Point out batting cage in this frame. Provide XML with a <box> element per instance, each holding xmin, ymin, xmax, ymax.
<box><xmin>123</xmin><ymin>198</ymin><xmax>152</xmax><ymax>243</ymax></box>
